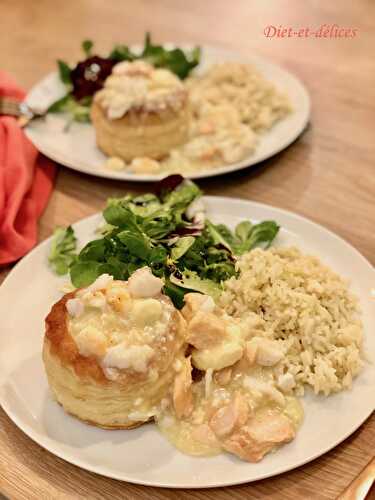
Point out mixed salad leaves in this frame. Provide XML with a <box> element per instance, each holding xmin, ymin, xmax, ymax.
<box><xmin>49</xmin><ymin>176</ymin><xmax>279</xmax><ymax>308</ymax></box>
<box><xmin>48</xmin><ymin>226</ymin><xmax>77</xmax><ymax>275</ymax></box>
<box><xmin>48</xmin><ymin>33</ymin><xmax>201</xmax><ymax>123</ymax></box>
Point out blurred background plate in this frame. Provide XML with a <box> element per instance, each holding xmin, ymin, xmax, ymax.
<box><xmin>24</xmin><ymin>45</ymin><xmax>310</xmax><ymax>182</ymax></box>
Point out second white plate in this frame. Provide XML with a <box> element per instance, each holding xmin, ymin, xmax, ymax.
<box><xmin>25</xmin><ymin>45</ymin><xmax>310</xmax><ymax>181</ymax></box>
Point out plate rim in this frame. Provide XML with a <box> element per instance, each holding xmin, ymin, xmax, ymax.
<box><xmin>0</xmin><ymin>196</ymin><xmax>374</xmax><ymax>488</ymax></box>
<box><xmin>24</xmin><ymin>44</ymin><xmax>311</xmax><ymax>182</ymax></box>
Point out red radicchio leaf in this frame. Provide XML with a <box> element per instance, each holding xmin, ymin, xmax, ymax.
<box><xmin>170</xmin><ymin>226</ymin><xmax>203</xmax><ymax>237</ymax></box>
<box><xmin>70</xmin><ymin>56</ymin><xmax>116</xmax><ymax>100</ymax></box>
<box><xmin>154</xmin><ymin>174</ymin><xmax>185</xmax><ymax>199</ymax></box>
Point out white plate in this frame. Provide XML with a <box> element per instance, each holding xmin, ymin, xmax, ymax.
<box><xmin>0</xmin><ymin>197</ymin><xmax>374</xmax><ymax>488</ymax></box>
<box><xmin>24</xmin><ymin>45</ymin><xmax>310</xmax><ymax>182</ymax></box>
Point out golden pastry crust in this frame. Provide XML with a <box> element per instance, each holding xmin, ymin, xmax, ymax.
<box><xmin>91</xmin><ymin>100</ymin><xmax>190</xmax><ymax>161</ymax></box>
<box><xmin>45</xmin><ymin>292</ymin><xmax>107</xmax><ymax>383</ymax></box>
<box><xmin>43</xmin><ymin>290</ymin><xmax>187</xmax><ymax>429</ymax></box>
<box><xmin>57</xmin><ymin>402</ymin><xmax>145</xmax><ymax>430</ymax></box>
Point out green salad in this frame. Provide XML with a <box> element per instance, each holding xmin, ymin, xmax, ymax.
<box><xmin>49</xmin><ymin>176</ymin><xmax>279</xmax><ymax>308</ymax></box>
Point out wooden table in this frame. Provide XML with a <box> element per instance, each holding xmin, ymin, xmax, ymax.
<box><xmin>1</xmin><ymin>1</ymin><xmax>374</xmax><ymax>498</ymax></box>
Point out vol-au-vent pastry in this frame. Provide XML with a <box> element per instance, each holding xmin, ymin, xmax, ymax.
<box><xmin>43</xmin><ymin>267</ymin><xmax>187</xmax><ymax>429</ymax></box>
<box><xmin>91</xmin><ymin>60</ymin><xmax>190</xmax><ymax>161</ymax></box>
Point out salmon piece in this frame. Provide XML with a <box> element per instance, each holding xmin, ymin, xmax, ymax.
<box><xmin>187</xmin><ymin>311</ymin><xmax>226</xmax><ymax>350</ymax></box>
<box><xmin>173</xmin><ymin>357</ymin><xmax>193</xmax><ymax>418</ymax></box>
<box><xmin>233</xmin><ymin>338</ymin><xmax>259</xmax><ymax>373</ymax></box>
<box><xmin>209</xmin><ymin>392</ymin><xmax>249</xmax><ymax>438</ymax></box>
<box><xmin>234</xmin><ymin>394</ymin><xmax>250</xmax><ymax>427</ymax></box>
<box><xmin>223</xmin><ymin>413</ymin><xmax>295</xmax><ymax>462</ymax></box>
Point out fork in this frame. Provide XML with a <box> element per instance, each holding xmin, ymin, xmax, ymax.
<box><xmin>0</xmin><ymin>97</ymin><xmax>46</xmax><ymax>127</ymax></box>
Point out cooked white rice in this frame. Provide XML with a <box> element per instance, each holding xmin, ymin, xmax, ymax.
<box><xmin>219</xmin><ymin>247</ymin><xmax>364</xmax><ymax>396</ymax></box>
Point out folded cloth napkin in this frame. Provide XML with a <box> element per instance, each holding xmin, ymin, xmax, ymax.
<box><xmin>0</xmin><ymin>71</ymin><xmax>56</xmax><ymax>265</ymax></box>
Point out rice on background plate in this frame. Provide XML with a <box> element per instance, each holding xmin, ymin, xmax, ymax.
<box><xmin>220</xmin><ymin>247</ymin><xmax>363</xmax><ymax>396</ymax></box>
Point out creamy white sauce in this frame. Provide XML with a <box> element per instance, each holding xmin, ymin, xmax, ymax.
<box><xmin>67</xmin><ymin>269</ymin><xmax>173</xmax><ymax>378</ymax></box>
<box><xmin>95</xmin><ymin>60</ymin><xmax>187</xmax><ymax>119</ymax></box>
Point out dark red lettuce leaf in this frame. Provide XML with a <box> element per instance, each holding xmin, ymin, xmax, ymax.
<box><xmin>70</xmin><ymin>56</ymin><xmax>116</xmax><ymax>100</ymax></box>
<box><xmin>154</xmin><ymin>174</ymin><xmax>185</xmax><ymax>199</ymax></box>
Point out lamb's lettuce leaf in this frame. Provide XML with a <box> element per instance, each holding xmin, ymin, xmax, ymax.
<box><xmin>207</xmin><ymin>219</ymin><xmax>279</xmax><ymax>255</ymax></box>
<box><xmin>233</xmin><ymin>220</ymin><xmax>280</xmax><ymax>254</ymax></box>
<box><xmin>206</xmin><ymin>221</ymin><xmax>235</xmax><ymax>251</ymax></box>
<box><xmin>163</xmin><ymin>180</ymin><xmax>202</xmax><ymax>210</ymax></box>
<box><xmin>170</xmin><ymin>270</ymin><xmax>222</xmax><ymax>301</ymax></box>
<box><xmin>70</xmin><ymin>261</ymin><xmax>101</xmax><ymax>287</ymax></box>
<box><xmin>171</xmin><ymin>236</ymin><xmax>195</xmax><ymax>261</ymax></box>
<box><xmin>235</xmin><ymin>220</ymin><xmax>253</xmax><ymax>243</ymax></box>
<box><xmin>103</xmin><ymin>203</ymin><xmax>141</xmax><ymax>232</ymax></box>
<box><xmin>48</xmin><ymin>226</ymin><xmax>77</xmax><ymax>275</ymax></box>
<box><xmin>117</xmin><ymin>230</ymin><xmax>152</xmax><ymax>260</ymax></box>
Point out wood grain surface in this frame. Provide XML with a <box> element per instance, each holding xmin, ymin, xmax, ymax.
<box><xmin>0</xmin><ymin>1</ymin><xmax>374</xmax><ymax>499</ymax></box>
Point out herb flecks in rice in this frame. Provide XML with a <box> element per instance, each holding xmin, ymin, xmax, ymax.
<box><xmin>220</xmin><ymin>247</ymin><xmax>363</xmax><ymax>396</ymax></box>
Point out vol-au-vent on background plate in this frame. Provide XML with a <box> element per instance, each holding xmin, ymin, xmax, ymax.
<box><xmin>24</xmin><ymin>45</ymin><xmax>310</xmax><ymax>182</ymax></box>
<box><xmin>0</xmin><ymin>197</ymin><xmax>374</xmax><ymax>488</ymax></box>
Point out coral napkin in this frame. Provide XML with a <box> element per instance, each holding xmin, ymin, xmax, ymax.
<box><xmin>0</xmin><ymin>71</ymin><xmax>56</xmax><ymax>266</ymax></box>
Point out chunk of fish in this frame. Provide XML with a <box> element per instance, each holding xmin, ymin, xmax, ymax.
<box><xmin>192</xmin><ymin>340</ymin><xmax>243</xmax><ymax>371</ymax></box>
<box><xmin>223</xmin><ymin>413</ymin><xmax>295</xmax><ymax>462</ymax></box>
<box><xmin>245</xmin><ymin>337</ymin><xmax>284</xmax><ymax>367</ymax></box>
<box><xmin>187</xmin><ymin>311</ymin><xmax>226</xmax><ymax>349</ymax></box>
<box><xmin>244</xmin><ymin>341</ymin><xmax>258</xmax><ymax>365</ymax></box>
<box><xmin>86</xmin><ymin>273</ymin><xmax>113</xmax><ymax>293</ymax></box>
<box><xmin>209</xmin><ymin>392</ymin><xmax>249</xmax><ymax>438</ymax></box>
<box><xmin>66</xmin><ymin>298</ymin><xmax>84</xmax><ymax>318</ymax></box>
<box><xmin>128</xmin><ymin>267</ymin><xmax>163</xmax><ymax>298</ymax></box>
<box><xmin>254</xmin><ymin>338</ymin><xmax>284</xmax><ymax>367</ymax></box>
<box><xmin>214</xmin><ymin>367</ymin><xmax>232</xmax><ymax>386</ymax></box>
<box><xmin>173</xmin><ymin>357</ymin><xmax>193</xmax><ymax>418</ymax></box>
<box><xmin>277</xmin><ymin>373</ymin><xmax>296</xmax><ymax>393</ymax></box>
<box><xmin>242</xmin><ymin>376</ymin><xmax>285</xmax><ymax>406</ymax></box>
<box><xmin>181</xmin><ymin>293</ymin><xmax>215</xmax><ymax>322</ymax></box>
